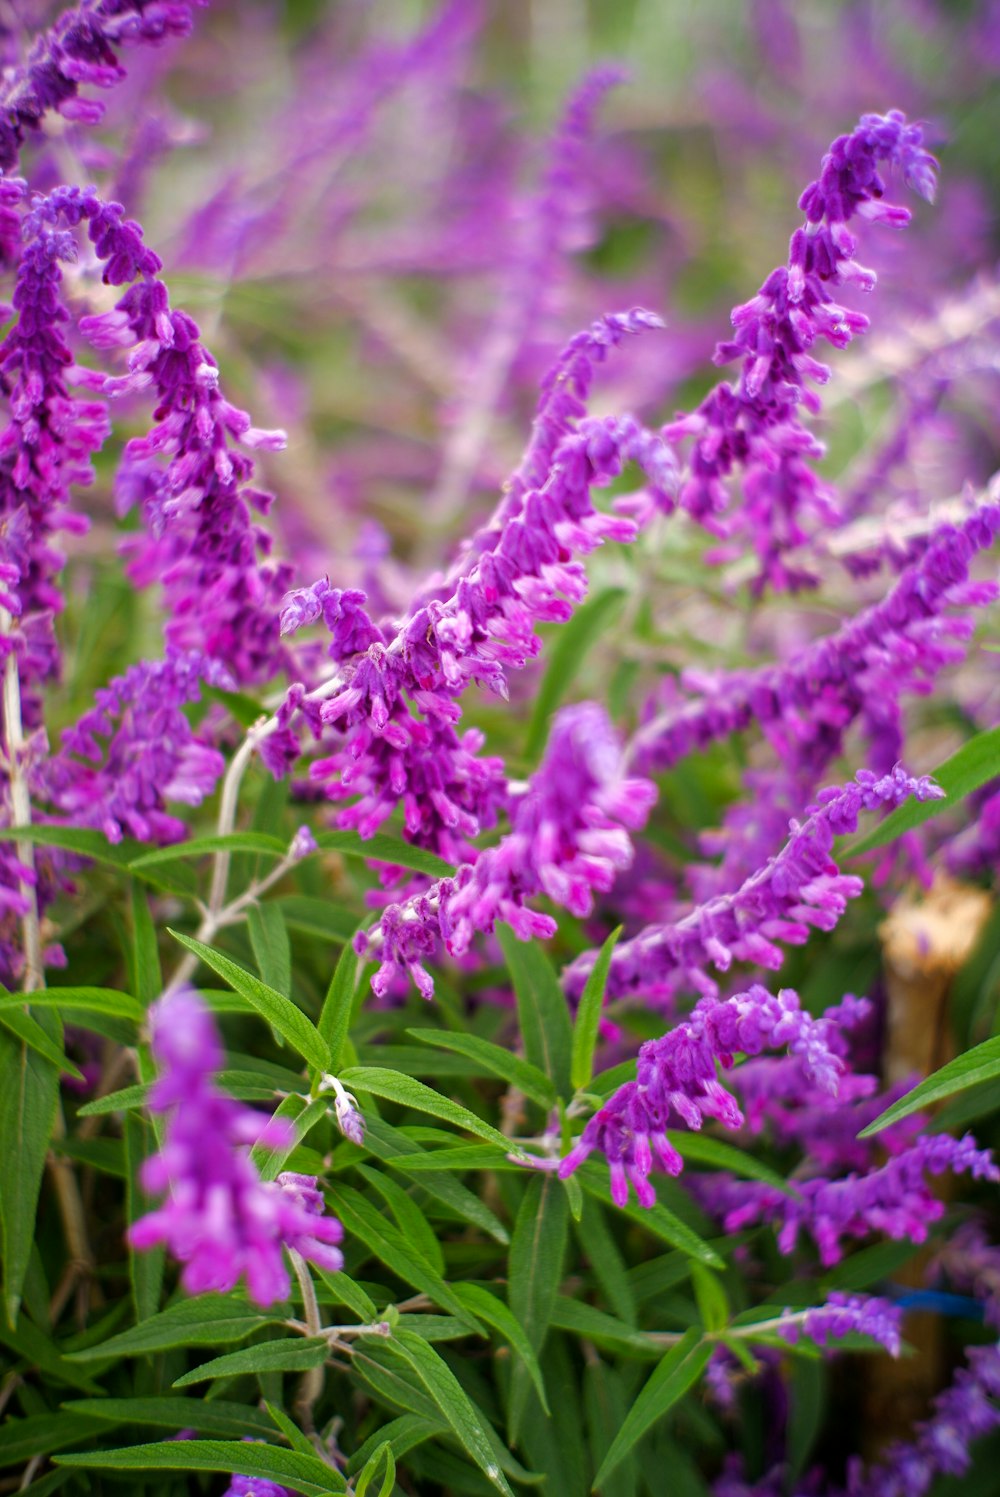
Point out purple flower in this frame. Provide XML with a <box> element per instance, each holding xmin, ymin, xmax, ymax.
<box><xmin>0</xmin><ymin>0</ymin><xmax>206</xmax><ymax>172</ymax></box>
<box><xmin>357</xmin><ymin>703</ymin><xmax>655</xmax><ymax>997</ymax></box>
<box><xmin>0</xmin><ymin>180</ymin><xmax>111</xmax><ymax>722</ymax></box>
<box><xmin>282</xmin><ymin>314</ymin><xmax>677</xmax><ymax>867</ymax></box>
<box><xmin>779</xmin><ymin>1291</ymin><xmax>901</xmax><ymax>1356</ymax></box>
<box><xmin>632</xmin><ymin>501</ymin><xmax>1000</xmax><ymax>784</ymax></box>
<box><xmin>668</xmin><ymin>111</ymin><xmax>938</xmax><ymax>590</ymax></box>
<box><xmin>557</xmin><ymin>984</ymin><xmax>845</xmax><ymax>1207</ymax></box>
<box><xmin>698</xmin><ymin>1132</ymin><xmax>999</xmax><ymax>1266</ymax></box>
<box><xmin>566</xmin><ymin>766</ymin><xmax>943</xmax><ymax>1006</ymax></box>
<box><xmin>45</xmin><ymin>649</ymin><xmax>231</xmax><ymax>844</ymax></box>
<box><xmin>129</xmin><ymin>989</ymin><xmax>344</xmax><ymax>1306</ymax></box>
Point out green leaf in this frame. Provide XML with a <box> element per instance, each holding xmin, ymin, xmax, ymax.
<box><xmin>56</xmin><ymin>1439</ymin><xmax>345</xmax><ymax>1495</ymax></box>
<box><xmin>346</xmin><ymin>1413</ymin><xmax>445</xmax><ymax>1475</ymax></box>
<box><xmin>858</xmin><ymin>1035</ymin><xmax>1000</xmax><ymax>1137</ymax></box>
<box><xmin>0</xmin><ymin>1013</ymin><xmax>60</xmax><ymax>1323</ymax></box>
<box><xmin>124</xmin><ymin>1112</ymin><xmax>163</xmax><ymax>1321</ymax></box>
<box><xmin>333</xmin><ymin>1184</ymin><xmax>483</xmax><ymax>1332</ymax></box>
<box><xmin>77</xmin><ymin>1082</ymin><xmax>151</xmax><ymax>1117</ymax></box>
<box><xmin>364</xmin><ymin>1116</ymin><xmax>509</xmax><ymax>1245</ymax></box>
<box><xmin>265</xmin><ymin>1401</ymin><xmax>318</xmax><ymax>1457</ymax></box>
<box><xmin>408</xmin><ymin>1029</ymin><xmax>557</xmax><ymax>1109</ymax></box>
<box><xmin>314</xmin><ymin>830</ymin><xmax>454</xmax><ymax>879</ymax></box>
<box><xmin>577</xmin><ymin>1163</ymin><xmax>723</xmax><ymax>1268</ymax></box>
<box><xmin>452</xmin><ymin>1283</ymin><xmax>549</xmax><ymax>1412</ymax></box>
<box><xmin>130</xmin><ymin>831</ymin><xmax>286</xmax><ymax>868</ymax></box>
<box><xmin>508</xmin><ymin>1173</ymin><xmax>568</xmax><ymax>1442</ymax></box>
<box><xmin>248</xmin><ymin>901</ymin><xmax>293</xmax><ymax>997</ymax></box>
<box><xmin>277</xmin><ymin>895</ymin><xmax>358</xmax><ymax>944</ymax></box>
<box><xmin>592</xmin><ymin>1329</ymin><xmax>711</xmax><ymax>1488</ymax></box>
<box><xmin>388</xmin><ymin>1328</ymin><xmax>515</xmax><ymax>1496</ymax></box>
<box><xmin>584</xmin><ymin>1359</ymin><xmax>637</xmax><ymax>1497</ymax></box>
<box><xmin>0</xmin><ymin>987</ymin><xmax>143</xmax><ymax>1022</ymax></box>
<box><xmin>548</xmin><ymin>1299</ymin><xmax>659</xmax><ymax>1358</ymax></box>
<box><xmin>355</xmin><ymin>1441</ymin><xmax>396</xmax><ymax>1497</ymax></box>
<box><xmin>384</xmin><ymin>1145</ymin><xmax>518</xmax><ymax>1172</ymax></box>
<box><xmin>316</xmin><ymin>1268</ymin><xmax>378</xmax><ymax>1323</ymax></box>
<box><xmin>319</xmin><ymin>934</ymin><xmax>362</xmax><ymax>1067</ymax></box>
<box><xmin>129</xmin><ymin>881</ymin><xmax>163</xmax><ymax>1006</ymax></box>
<box><xmin>63</xmin><ymin>1397</ymin><xmax>275</xmax><ymax>1440</ymax></box>
<box><xmin>0</xmin><ymin>1315</ymin><xmax>101</xmax><ymax>1392</ymax></box>
<box><xmin>668</xmin><ymin>1132</ymin><xmax>798</xmax><ymax>1195</ymax></box>
<box><xmin>357</xmin><ymin>1163</ymin><xmax>445</xmax><ymax>1276</ymax></box>
<box><xmin>0</xmin><ymin>825</ymin><xmax>195</xmax><ymax>896</ymax></box>
<box><xmin>574</xmin><ymin>1198</ymin><xmax>636</xmax><ymax>1326</ymax></box>
<box><xmin>845</xmin><ymin>726</ymin><xmax>1000</xmax><ymax>857</ymax></box>
<box><xmin>339</xmin><ymin>1066</ymin><xmax>523</xmax><ymax>1154</ymax></box>
<box><xmin>173</xmin><ymin>1335</ymin><xmax>329</xmax><ymax>1386</ymax></box>
<box><xmin>67</xmin><ymin>1293</ymin><xmax>274</xmax><ymax>1360</ymax></box>
<box><xmin>0</xmin><ymin>1006</ymin><xmax>81</xmax><ymax>1079</ymax></box>
<box><xmin>168</xmin><ymin>930</ymin><xmax>329</xmax><ymax>1072</ymax></box>
<box><xmin>0</xmin><ymin>1412</ymin><xmax>109</xmax><ymax>1468</ymax></box>
<box><xmin>570</xmin><ymin>926</ymin><xmax>622</xmax><ymax>1093</ymax></box>
<box><xmin>202</xmin><ymin>681</ymin><xmax>269</xmax><ymax>728</ymax></box>
<box><xmin>254</xmin><ymin>1094</ymin><xmax>330</xmax><ymax>1181</ymax></box>
<box><xmin>525</xmin><ymin>588</ymin><xmax>627</xmax><ymax>759</ymax></box>
<box><xmin>691</xmin><ymin>1264</ymin><xmax>729</xmax><ymax>1333</ymax></box>
<box><xmin>496</xmin><ymin>928</ymin><xmax>572</xmax><ymax>1097</ymax></box>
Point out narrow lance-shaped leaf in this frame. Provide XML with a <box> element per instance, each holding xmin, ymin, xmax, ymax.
<box><xmin>55</xmin><ymin>1439</ymin><xmax>346</xmax><ymax>1495</ymax></box>
<box><xmin>387</xmin><ymin>1328</ymin><xmax>515</xmax><ymax>1497</ymax></box>
<box><xmin>247</xmin><ymin>901</ymin><xmax>292</xmax><ymax>997</ymax></box>
<box><xmin>507</xmin><ymin>1173</ymin><xmax>568</xmax><ymax>1442</ymax></box>
<box><xmin>319</xmin><ymin>932</ymin><xmax>362</xmax><ymax>1067</ymax></box>
<box><xmin>124</xmin><ymin>1111</ymin><xmax>164</xmax><ymax>1322</ymax></box>
<box><xmin>173</xmin><ymin>1336</ymin><xmax>329</xmax><ymax>1387</ymax></box>
<box><xmin>339</xmin><ymin>1065</ymin><xmax>526</xmax><ymax>1154</ymax></box>
<box><xmin>168</xmin><ymin>930</ymin><xmax>329</xmax><ymax>1073</ymax></box>
<box><xmin>570</xmin><ymin>925</ymin><xmax>621</xmax><ymax>1093</ymax></box>
<box><xmin>0</xmin><ymin>1012</ymin><xmax>60</xmax><ymax>1325</ymax></box>
<box><xmin>859</xmin><ymin>1035</ymin><xmax>1000</xmax><ymax>1137</ymax></box>
<box><xmin>497</xmin><ymin>927</ymin><xmax>572</xmax><ymax>1098</ymax></box>
<box><xmin>592</xmin><ymin>1328</ymin><xmax>712</xmax><ymax>1488</ymax></box>
<box><xmin>407</xmin><ymin>1028</ymin><xmax>557</xmax><ymax>1109</ymax></box>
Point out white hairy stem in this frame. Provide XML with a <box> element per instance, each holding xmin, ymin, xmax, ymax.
<box><xmin>1</xmin><ymin>609</ymin><xmax>42</xmax><ymax>992</ymax></box>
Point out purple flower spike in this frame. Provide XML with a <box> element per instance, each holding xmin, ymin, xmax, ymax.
<box><xmin>566</xmin><ymin>766</ymin><xmax>942</xmax><ymax>1007</ymax></box>
<box><xmin>129</xmin><ymin>989</ymin><xmax>344</xmax><ymax>1306</ymax></box>
<box><xmin>0</xmin><ymin>0</ymin><xmax>207</xmax><ymax>173</ymax></box>
<box><xmin>558</xmin><ymin>984</ymin><xmax>845</xmax><ymax>1207</ymax></box>
<box><xmin>46</xmin><ymin>649</ymin><xmax>231</xmax><ymax>845</ymax></box>
<box><xmin>780</xmin><ymin>1291</ymin><xmax>902</xmax><ymax>1356</ymax></box>
<box><xmin>357</xmin><ymin>702</ymin><xmax>655</xmax><ymax>997</ymax></box>
<box><xmin>669</xmin><ymin>111</ymin><xmax>938</xmax><ymax>589</ymax></box>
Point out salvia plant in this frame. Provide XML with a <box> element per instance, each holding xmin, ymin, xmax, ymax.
<box><xmin>3</xmin><ymin>1</ymin><xmax>1000</xmax><ymax>1494</ymax></box>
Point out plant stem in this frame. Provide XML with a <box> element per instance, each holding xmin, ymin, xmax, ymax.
<box><xmin>1</xmin><ymin>611</ymin><xmax>42</xmax><ymax>992</ymax></box>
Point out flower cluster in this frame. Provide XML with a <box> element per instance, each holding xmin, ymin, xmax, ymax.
<box><xmin>778</xmin><ymin>1291</ymin><xmax>903</xmax><ymax>1355</ymax></box>
<box><xmin>45</xmin><ymin>649</ymin><xmax>230</xmax><ymax>844</ymax></box>
<box><xmin>557</xmin><ymin>984</ymin><xmax>846</xmax><ymax>1207</ymax></box>
<box><xmin>129</xmin><ymin>988</ymin><xmax>344</xmax><ymax>1306</ymax></box>
<box><xmin>668</xmin><ymin>110</ymin><xmax>937</xmax><ymax>590</ymax></box>
<box><xmin>698</xmin><ymin>1132</ymin><xmax>999</xmax><ymax>1266</ymax></box>
<box><xmin>280</xmin><ymin>313</ymin><xmax>680</xmax><ymax>866</ymax></box>
<box><xmin>566</xmin><ymin>767</ymin><xmax>942</xmax><ymax>1006</ymax></box>
<box><xmin>633</xmin><ymin>501</ymin><xmax>1000</xmax><ymax>782</ymax></box>
<box><xmin>357</xmin><ymin>702</ymin><xmax>655</xmax><ymax>997</ymax></box>
<box><xmin>0</xmin><ymin>0</ymin><xmax>205</xmax><ymax>174</ymax></box>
